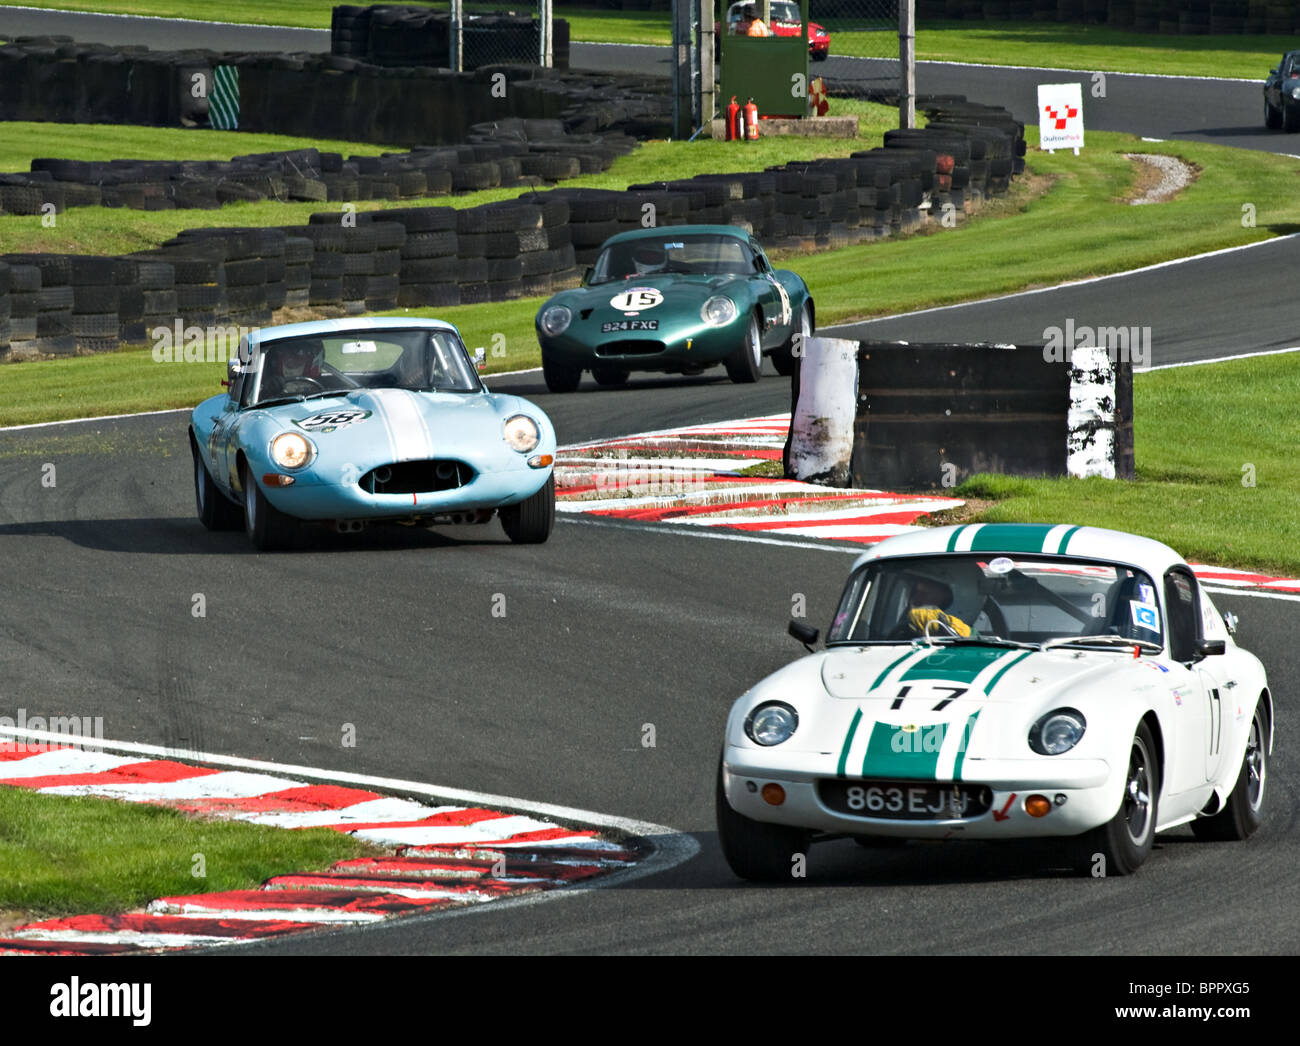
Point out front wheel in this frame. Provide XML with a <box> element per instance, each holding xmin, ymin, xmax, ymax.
<box><xmin>771</xmin><ymin>300</ymin><xmax>813</xmax><ymax>377</ymax></box>
<box><xmin>723</xmin><ymin>314</ymin><xmax>763</xmax><ymax>384</ymax></box>
<box><xmin>715</xmin><ymin>758</ymin><xmax>811</xmax><ymax>882</ymax></box>
<box><xmin>1265</xmin><ymin>97</ymin><xmax>1283</xmax><ymax>129</ymax></box>
<box><xmin>1191</xmin><ymin>698</ymin><xmax>1268</xmax><ymax>842</ymax></box>
<box><xmin>193</xmin><ymin>443</ymin><xmax>242</xmax><ymax>531</ymax></box>
<box><xmin>1069</xmin><ymin>720</ymin><xmax>1159</xmax><ymax>876</ymax></box>
<box><xmin>1285</xmin><ymin>101</ymin><xmax>1300</xmax><ymax>133</ymax></box>
<box><xmin>242</xmin><ymin>464</ymin><xmax>300</xmax><ymax>551</ymax></box>
<box><xmin>541</xmin><ymin>353</ymin><xmax>581</xmax><ymax>393</ymax></box>
<box><xmin>499</xmin><ymin>472</ymin><xmax>555</xmax><ymax>544</ymax></box>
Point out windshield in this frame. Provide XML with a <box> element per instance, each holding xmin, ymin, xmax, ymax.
<box><xmin>589</xmin><ymin>234</ymin><xmax>758</xmax><ymax>284</ymax></box>
<box><xmin>770</xmin><ymin>2</ymin><xmax>801</xmax><ymax>22</ymax></box>
<box><xmin>828</xmin><ymin>555</ymin><xmax>1164</xmax><ymax>649</ymax></box>
<box><xmin>249</xmin><ymin>328</ymin><xmax>480</xmax><ymax>405</ymax></box>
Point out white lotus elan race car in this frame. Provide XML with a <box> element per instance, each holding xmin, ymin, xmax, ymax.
<box><xmin>717</xmin><ymin>523</ymin><xmax>1273</xmax><ymax>879</ymax></box>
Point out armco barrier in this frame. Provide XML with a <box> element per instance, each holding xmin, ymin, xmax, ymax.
<box><xmin>786</xmin><ymin>339</ymin><xmax>1135</xmax><ymax>491</ymax></box>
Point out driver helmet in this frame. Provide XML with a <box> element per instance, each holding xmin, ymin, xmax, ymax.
<box><xmin>275</xmin><ymin>339</ymin><xmax>322</xmax><ymax>379</ymax></box>
<box><xmin>903</xmin><ymin>561</ymin><xmax>984</xmax><ymax>623</ymax></box>
<box><xmin>632</xmin><ymin>243</ymin><xmax>666</xmax><ymax>273</ymax></box>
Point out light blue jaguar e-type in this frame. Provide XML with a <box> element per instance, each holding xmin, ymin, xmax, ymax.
<box><xmin>189</xmin><ymin>318</ymin><xmax>556</xmax><ymax>550</ymax></box>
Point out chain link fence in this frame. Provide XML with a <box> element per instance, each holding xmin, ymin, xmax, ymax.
<box><xmin>331</xmin><ymin>3</ymin><xmax>568</xmax><ymax>71</ymax></box>
<box><xmin>808</xmin><ymin>0</ymin><xmax>899</xmax><ymax>92</ymax></box>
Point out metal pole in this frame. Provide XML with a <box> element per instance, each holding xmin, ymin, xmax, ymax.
<box><xmin>539</xmin><ymin>0</ymin><xmax>552</xmax><ymax>68</ymax></box>
<box><xmin>672</xmin><ymin>0</ymin><xmax>691</xmax><ymax>139</ymax></box>
<box><xmin>450</xmin><ymin>0</ymin><xmax>463</xmax><ymax>73</ymax></box>
<box><xmin>899</xmin><ymin>0</ymin><xmax>915</xmax><ymax>129</ymax></box>
<box><xmin>700</xmin><ymin>0</ymin><xmax>715</xmax><ymax>134</ymax></box>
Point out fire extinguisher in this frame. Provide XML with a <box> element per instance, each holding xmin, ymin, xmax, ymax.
<box><xmin>726</xmin><ymin>95</ymin><xmax>739</xmax><ymax>142</ymax></box>
<box><xmin>744</xmin><ymin>97</ymin><xmax>759</xmax><ymax>140</ymax></box>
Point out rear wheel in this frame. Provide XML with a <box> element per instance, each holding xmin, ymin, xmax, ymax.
<box><xmin>1069</xmin><ymin>720</ymin><xmax>1159</xmax><ymax>876</ymax></box>
<box><xmin>723</xmin><ymin>314</ymin><xmax>763</xmax><ymax>384</ymax></box>
<box><xmin>541</xmin><ymin>352</ymin><xmax>581</xmax><ymax>393</ymax></box>
<box><xmin>499</xmin><ymin>473</ymin><xmax>555</xmax><ymax>544</ymax></box>
<box><xmin>715</xmin><ymin>757</ymin><xmax>811</xmax><ymax>882</ymax></box>
<box><xmin>1191</xmin><ymin>698</ymin><xmax>1268</xmax><ymax>842</ymax></box>
<box><xmin>193</xmin><ymin>442</ymin><xmax>241</xmax><ymax>530</ymax></box>
<box><xmin>591</xmin><ymin>365</ymin><xmax>629</xmax><ymax>387</ymax></box>
<box><xmin>242</xmin><ymin>464</ymin><xmax>299</xmax><ymax>551</ymax></box>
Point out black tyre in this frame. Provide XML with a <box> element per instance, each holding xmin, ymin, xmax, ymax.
<box><xmin>591</xmin><ymin>365</ymin><xmax>628</xmax><ymax>387</ymax></box>
<box><xmin>242</xmin><ymin>464</ymin><xmax>299</xmax><ymax>551</ymax></box>
<box><xmin>1265</xmin><ymin>99</ymin><xmax>1282</xmax><ymax>129</ymax></box>
<box><xmin>1191</xmin><ymin>698</ymin><xmax>1268</xmax><ymax>842</ymax></box>
<box><xmin>715</xmin><ymin>757</ymin><xmax>811</xmax><ymax>882</ymax></box>
<box><xmin>1285</xmin><ymin>101</ymin><xmax>1300</xmax><ymax>133</ymax></box>
<box><xmin>1070</xmin><ymin>720</ymin><xmax>1159</xmax><ymax>876</ymax></box>
<box><xmin>192</xmin><ymin>441</ymin><xmax>241</xmax><ymax>531</ymax></box>
<box><xmin>499</xmin><ymin>473</ymin><xmax>554</xmax><ymax>544</ymax></box>
<box><xmin>853</xmin><ymin>835</ymin><xmax>907</xmax><ymax>849</ymax></box>
<box><xmin>723</xmin><ymin>313</ymin><xmax>763</xmax><ymax>384</ymax></box>
<box><xmin>542</xmin><ymin>352</ymin><xmax>582</xmax><ymax>393</ymax></box>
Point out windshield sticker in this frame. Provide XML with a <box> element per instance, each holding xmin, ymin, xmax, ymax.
<box><xmin>1130</xmin><ymin>601</ymin><xmax>1161</xmax><ymax>633</ymax></box>
<box><xmin>664</xmin><ymin>242</ymin><xmax>684</xmax><ymax>249</ymax></box>
<box><xmin>988</xmin><ymin>556</ymin><xmax>1015</xmax><ymax>575</ymax></box>
<box><xmin>609</xmin><ymin>288</ymin><xmax>664</xmax><ymax>313</ymax></box>
<box><xmin>293</xmin><ymin>408</ymin><xmax>372</xmax><ymax>433</ymax></box>
<box><xmin>340</xmin><ymin>340</ymin><xmax>378</xmax><ymax>354</ymax></box>
<box><xmin>1137</xmin><ymin>582</ymin><xmax>1155</xmax><ymax>604</ymax></box>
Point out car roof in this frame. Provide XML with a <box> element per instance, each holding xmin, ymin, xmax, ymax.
<box><xmin>251</xmin><ymin>317</ymin><xmax>459</xmax><ymax>347</ymax></box>
<box><xmin>850</xmin><ymin>523</ymin><xmax>1187</xmax><ymax>578</ymax></box>
<box><xmin>600</xmin><ymin>224</ymin><xmax>758</xmax><ymax>249</ymax></box>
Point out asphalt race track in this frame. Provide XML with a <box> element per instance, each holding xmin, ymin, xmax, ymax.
<box><xmin>1</xmin><ymin>10</ymin><xmax>1298</xmax><ymax>955</ymax></box>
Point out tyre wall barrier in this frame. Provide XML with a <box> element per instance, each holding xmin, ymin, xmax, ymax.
<box><xmin>0</xmin><ymin>39</ymin><xmax>668</xmax><ymax>148</ymax></box>
<box><xmin>333</xmin><ymin>5</ymin><xmax>571</xmax><ymax>71</ymax></box>
<box><xmin>0</xmin><ymin>97</ymin><xmax>1025</xmax><ymax>360</ymax></box>
<box><xmin>786</xmin><ymin>341</ymin><xmax>1134</xmax><ymax>490</ymax></box>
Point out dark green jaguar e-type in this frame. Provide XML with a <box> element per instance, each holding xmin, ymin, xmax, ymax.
<box><xmin>534</xmin><ymin>224</ymin><xmax>814</xmax><ymax>392</ymax></box>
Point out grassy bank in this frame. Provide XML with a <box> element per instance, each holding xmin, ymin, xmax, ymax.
<box><xmin>0</xmin><ymin>782</ymin><xmax>374</xmax><ymax>920</ymax></box>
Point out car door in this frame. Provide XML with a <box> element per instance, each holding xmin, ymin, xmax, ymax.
<box><xmin>1162</xmin><ymin>567</ymin><xmax>1219</xmax><ymax>791</ymax></box>
<box><xmin>749</xmin><ymin>242</ymin><xmax>791</xmax><ymax>348</ymax></box>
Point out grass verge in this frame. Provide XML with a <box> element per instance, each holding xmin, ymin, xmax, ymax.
<box><xmin>0</xmin><ymin>782</ymin><xmax>375</xmax><ymax>922</ymax></box>
<box><xmin>0</xmin><ymin>103</ymin><xmax>899</xmax><ymax>256</ymax></box>
<box><xmin>946</xmin><ymin>352</ymin><xmax>1300</xmax><ymax>576</ymax></box>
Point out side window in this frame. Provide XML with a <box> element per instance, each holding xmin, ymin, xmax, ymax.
<box><xmin>1163</xmin><ymin>569</ymin><xmax>1200</xmax><ymax>662</ymax></box>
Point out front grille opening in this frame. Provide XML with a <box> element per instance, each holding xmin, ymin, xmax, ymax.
<box><xmin>360</xmin><ymin>459</ymin><xmax>473</xmax><ymax>495</ymax></box>
<box><xmin>595</xmin><ymin>339</ymin><xmax>665</xmax><ymax>357</ymax></box>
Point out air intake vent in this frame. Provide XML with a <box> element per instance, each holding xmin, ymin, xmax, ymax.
<box><xmin>359</xmin><ymin>460</ymin><xmax>473</xmax><ymax>495</ymax></box>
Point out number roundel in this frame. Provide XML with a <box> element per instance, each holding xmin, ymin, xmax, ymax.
<box><xmin>609</xmin><ymin>288</ymin><xmax>664</xmax><ymax>313</ymax></box>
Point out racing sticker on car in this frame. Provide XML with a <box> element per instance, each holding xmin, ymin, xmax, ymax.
<box><xmin>1130</xmin><ymin>601</ymin><xmax>1161</xmax><ymax>633</ymax></box>
<box><xmin>601</xmin><ymin>319</ymin><xmax>659</xmax><ymax>333</ymax></box>
<box><xmin>765</xmin><ymin>274</ymin><xmax>792</xmax><ymax>326</ymax></box>
<box><xmin>293</xmin><ymin>408</ymin><xmax>372</xmax><ymax>433</ymax></box>
<box><xmin>609</xmin><ymin>288</ymin><xmax>664</xmax><ymax>315</ymax></box>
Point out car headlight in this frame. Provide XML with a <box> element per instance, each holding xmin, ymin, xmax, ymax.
<box><xmin>539</xmin><ymin>304</ymin><xmax>572</xmax><ymax>337</ymax></box>
<box><xmin>745</xmin><ymin>702</ymin><xmax>799</xmax><ymax>746</ymax></box>
<box><xmin>1029</xmin><ymin>708</ymin><xmax>1087</xmax><ymax>756</ymax></box>
<box><xmin>701</xmin><ymin>296</ymin><xmax>737</xmax><ymax>327</ymax></box>
<box><xmin>503</xmin><ymin>414</ymin><xmax>540</xmax><ymax>453</ymax></box>
<box><xmin>1291</xmin><ymin>86</ymin><xmax>1300</xmax><ymax>100</ymax></box>
<box><xmin>270</xmin><ymin>431</ymin><xmax>314</xmax><ymax>470</ymax></box>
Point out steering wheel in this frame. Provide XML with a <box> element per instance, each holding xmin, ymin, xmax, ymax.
<box><xmin>280</xmin><ymin>376</ymin><xmax>323</xmax><ymax>394</ymax></box>
<box><xmin>976</xmin><ymin>596</ymin><xmax>1009</xmax><ymax>638</ymax></box>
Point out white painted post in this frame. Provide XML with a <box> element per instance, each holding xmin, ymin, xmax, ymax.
<box><xmin>1067</xmin><ymin>343</ymin><xmax>1117</xmax><ymax>479</ymax></box>
<box><xmin>788</xmin><ymin>337</ymin><xmax>859</xmax><ymax>486</ymax></box>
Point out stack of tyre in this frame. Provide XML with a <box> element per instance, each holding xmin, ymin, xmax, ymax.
<box><xmin>4</xmin><ymin>254</ymin><xmax>74</xmax><ymax>356</ymax></box>
<box><xmin>282</xmin><ymin>236</ymin><xmax>315</xmax><ymax>308</ymax></box>
<box><xmin>0</xmin><ymin>263</ymin><xmax>9</xmax><ymax>362</ymax></box>
<box><xmin>154</xmin><ymin>247</ymin><xmax>225</xmax><ymax>337</ymax></box>
<box><xmin>293</xmin><ymin>220</ymin><xmax>402</xmax><ymax>314</ymax></box>
<box><xmin>5</xmin><ymin>261</ymin><xmax>39</xmax><ymax>359</ymax></box>
<box><xmin>121</xmin><ymin>252</ymin><xmax>179</xmax><ymax>343</ymax></box>
<box><xmin>381</xmin><ymin>207</ymin><xmax>461</xmax><ymax>308</ymax></box>
<box><xmin>166</xmin><ymin>228</ymin><xmax>291</xmax><ymax>329</ymax></box>
<box><xmin>331</xmin><ymin>4</ymin><xmax>372</xmax><ymax>59</ymax></box>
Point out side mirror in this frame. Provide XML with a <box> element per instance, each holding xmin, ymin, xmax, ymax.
<box><xmin>473</xmin><ymin>347</ymin><xmax>486</xmax><ymax>372</ymax></box>
<box><xmin>788</xmin><ymin>619</ymin><xmax>819</xmax><ymax>649</ymax></box>
<box><xmin>1196</xmin><ymin>639</ymin><xmax>1226</xmax><ymax>657</ymax></box>
<box><xmin>1222</xmin><ymin>611</ymin><xmax>1239</xmax><ymax>636</ymax></box>
<box><xmin>224</xmin><ymin>359</ymin><xmax>240</xmax><ymax>391</ymax></box>
<box><xmin>581</xmin><ymin>267</ymin><xmax>594</xmax><ymax>286</ymax></box>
